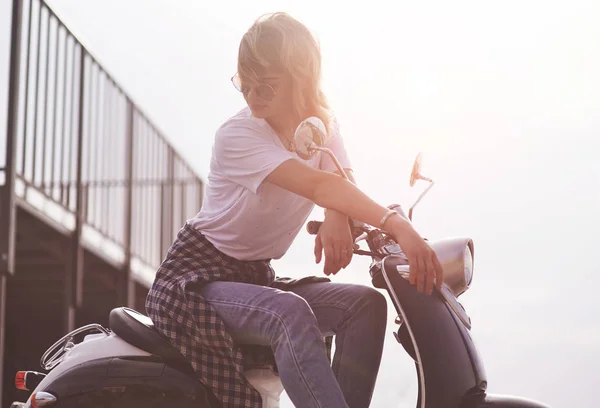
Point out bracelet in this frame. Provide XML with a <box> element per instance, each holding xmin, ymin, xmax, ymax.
<box><xmin>379</xmin><ymin>209</ymin><xmax>398</xmax><ymax>231</ymax></box>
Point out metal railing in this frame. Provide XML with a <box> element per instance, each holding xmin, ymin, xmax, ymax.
<box><xmin>1</xmin><ymin>0</ymin><xmax>203</xmax><ymax>276</ymax></box>
<box><xmin>1</xmin><ymin>1</ymin><xmax>205</xmax><ymax>401</ymax></box>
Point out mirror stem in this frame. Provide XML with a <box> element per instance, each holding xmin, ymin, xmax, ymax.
<box><xmin>312</xmin><ymin>145</ymin><xmax>350</xmax><ymax>180</ymax></box>
<box><xmin>408</xmin><ymin>180</ymin><xmax>435</xmax><ymax>221</ymax></box>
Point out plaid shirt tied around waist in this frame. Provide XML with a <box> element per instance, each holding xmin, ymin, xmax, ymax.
<box><xmin>145</xmin><ymin>223</ymin><xmax>331</xmax><ymax>407</ymax></box>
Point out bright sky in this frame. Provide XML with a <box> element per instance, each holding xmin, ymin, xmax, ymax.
<box><xmin>3</xmin><ymin>0</ymin><xmax>599</xmax><ymax>406</ymax></box>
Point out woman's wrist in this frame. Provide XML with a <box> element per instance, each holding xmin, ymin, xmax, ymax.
<box><xmin>379</xmin><ymin>209</ymin><xmax>398</xmax><ymax>231</ymax></box>
<box><xmin>383</xmin><ymin>212</ymin><xmax>410</xmax><ymax>235</ymax></box>
<box><xmin>324</xmin><ymin>208</ymin><xmax>348</xmax><ymax>222</ymax></box>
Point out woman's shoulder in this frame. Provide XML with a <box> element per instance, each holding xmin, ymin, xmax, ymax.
<box><xmin>213</xmin><ymin>107</ymin><xmax>273</xmax><ymax>155</ymax></box>
<box><xmin>218</xmin><ymin>107</ymin><xmax>267</xmax><ymax>136</ymax></box>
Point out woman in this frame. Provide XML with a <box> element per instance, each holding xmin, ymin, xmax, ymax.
<box><xmin>146</xmin><ymin>12</ymin><xmax>442</xmax><ymax>408</ymax></box>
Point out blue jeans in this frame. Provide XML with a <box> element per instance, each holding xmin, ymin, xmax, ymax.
<box><xmin>199</xmin><ymin>281</ymin><xmax>387</xmax><ymax>408</ymax></box>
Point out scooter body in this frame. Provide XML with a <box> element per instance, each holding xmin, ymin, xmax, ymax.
<box><xmin>11</xmin><ymin>235</ymin><xmax>550</xmax><ymax>408</ymax></box>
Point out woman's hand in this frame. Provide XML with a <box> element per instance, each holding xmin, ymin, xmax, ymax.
<box><xmin>388</xmin><ymin>216</ymin><xmax>444</xmax><ymax>295</ymax></box>
<box><xmin>314</xmin><ymin>210</ymin><xmax>354</xmax><ymax>276</ymax></box>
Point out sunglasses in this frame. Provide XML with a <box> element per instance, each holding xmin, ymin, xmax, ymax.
<box><xmin>231</xmin><ymin>74</ymin><xmax>277</xmax><ymax>102</ymax></box>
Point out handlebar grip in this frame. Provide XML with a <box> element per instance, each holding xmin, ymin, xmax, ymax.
<box><xmin>306</xmin><ymin>221</ymin><xmax>322</xmax><ymax>235</ymax></box>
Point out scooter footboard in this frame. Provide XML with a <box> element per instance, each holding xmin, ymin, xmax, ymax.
<box><xmin>379</xmin><ymin>256</ymin><xmax>487</xmax><ymax>408</ymax></box>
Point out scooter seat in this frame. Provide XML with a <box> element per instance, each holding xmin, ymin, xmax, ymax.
<box><xmin>109</xmin><ymin>307</ymin><xmax>278</xmax><ymax>373</ymax></box>
<box><xmin>109</xmin><ymin>307</ymin><xmax>284</xmax><ymax>407</ymax></box>
<box><xmin>109</xmin><ymin>307</ymin><xmax>191</xmax><ymax>368</ymax></box>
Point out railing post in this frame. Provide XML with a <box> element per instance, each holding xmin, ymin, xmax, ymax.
<box><xmin>159</xmin><ymin>181</ymin><xmax>165</xmax><ymax>266</ymax></box>
<box><xmin>0</xmin><ymin>0</ymin><xmax>22</xmax><ymax>276</ymax></box>
<box><xmin>198</xmin><ymin>180</ymin><xmax>204</xmax><ymax>211</ymax></box>
<box><xmin>120</xmin><ymin>100</ymin><xmax>134</xmax><ymax>308</ymax></box>
<box><xmin>1</xmin><ymin>0</ymin><xmax>24</xmax><ymax>402</ymax></box>
<box><xmin>64</xmin><ymin>45</ymin><xmax>85</xmax><ymax>333</ymax></box>
<box><xmin>168</xmin><ymin>148</ymin><xmax>175</xmax><ymax>249</ymax></box>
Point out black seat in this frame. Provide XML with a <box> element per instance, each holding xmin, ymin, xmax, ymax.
<box><xmin>109</xmin><ymin>307</ymin><xmax>278</xmax><ymax>372</ymax></box>
<box><xmin>109</xmin><ymin>307</ymin><xmax>190</xmax><ymax>368</ymax></box>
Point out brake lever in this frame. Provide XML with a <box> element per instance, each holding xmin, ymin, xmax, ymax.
<box><xmin>307</xmin><ymin>220</ymin><xmax>376</xmax><ymax>257</ymax></box>
<box><xmin>353</xmin><ymin>231</ymin><xmax>368</xmax><ymax>244</ymax></box>
<box><xmin>354</xmin><ymin>249</ymin><xmax>376</xmax><ymax>257</ymax></box>
<box><xmin>307</xmin><ymin>220</ymin><xmax>369</xmax><ymax>240</ymax></box>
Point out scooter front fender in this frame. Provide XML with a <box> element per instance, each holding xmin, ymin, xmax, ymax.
<box><xmin>376</xmin><ymin>256</ymin><xmax>551</xmax><ymax>408</ymax></box>
<box><xmin>378</xmin><ymin>255</ymin><xmax>487</xmax><ymax>408</ymax></box>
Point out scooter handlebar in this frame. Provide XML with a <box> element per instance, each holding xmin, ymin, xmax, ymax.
<box><xmin>306</xmin><ymin>221</ymin><xmax>322</xmax><ymax>235</ymax></box>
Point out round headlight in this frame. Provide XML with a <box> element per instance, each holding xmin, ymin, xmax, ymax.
<box><xmin>464</xmin><ymin>245</ymin><xmax>474</xmax><ymax>286</ymax></box>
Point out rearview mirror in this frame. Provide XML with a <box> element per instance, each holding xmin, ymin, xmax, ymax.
<box><xmin>293</xmin><ymin>117</ymin><xmax>328</xmax><ymax>160</ymax></box>
<box><xmin>293</xmin><ymin>117</ymin><xmax>350</xmax><ymax>180</ymax></box>
<box><xmin>410</xmin><ymin>153</ymin><xmax>425</xmax><ymax>187</ymax></box>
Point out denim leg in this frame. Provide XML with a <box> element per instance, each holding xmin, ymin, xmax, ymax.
<box><xmin>290</xmin><ymin>283</ymin><xmax>388</xmax><ymax>408</ymax></box>
<box><xmin>198</xmin><ymin>281</ymin><xmax>349</xmax><ymax>408</ymax></box>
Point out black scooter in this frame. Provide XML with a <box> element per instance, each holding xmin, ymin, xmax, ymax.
<box><xmin>10</xmin><ymin>121</ymin><xmax>551</xmax><ymax>408</ymax></box>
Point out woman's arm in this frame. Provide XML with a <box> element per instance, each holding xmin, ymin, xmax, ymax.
<box><xmin>323</xmin><ymin>167</ymin><xmax>356</xmax><ymax>221</ymax></box>
<box><xmin>266</xmin><ymin>159</ymin><xmax>393</xmax><ymax>230</ymax></box>
<box><xmin>266</xmin><ymin>159</ymin><xmax>443</xmax><ymax>294</ymax></box>
<box><xmin>313</xmin><ymin>168</ymin><xmax>355</xmax><ymax>276</ymax></box>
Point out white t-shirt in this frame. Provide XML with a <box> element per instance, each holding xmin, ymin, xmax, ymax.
<box><xmin>188</xmin><ymin>107</ymin><xmax>352</xmax><ymax>261</ymax></box>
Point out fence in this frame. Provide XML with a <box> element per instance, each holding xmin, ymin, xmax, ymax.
<box><xmin>1</xmin><ymin>0</ymin><xmax>203</xmax><ymax>281</ymax></box>
<box><xmin>1</xmin><ymin>1</ymin><xmax>206</xmax><ymax>403</ymax></box>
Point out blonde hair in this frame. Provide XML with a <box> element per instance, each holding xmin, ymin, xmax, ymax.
<box><xmin>238</xmin><ymin>12</ymin><xmax>332</xmax><ymax>132</ymax></box>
